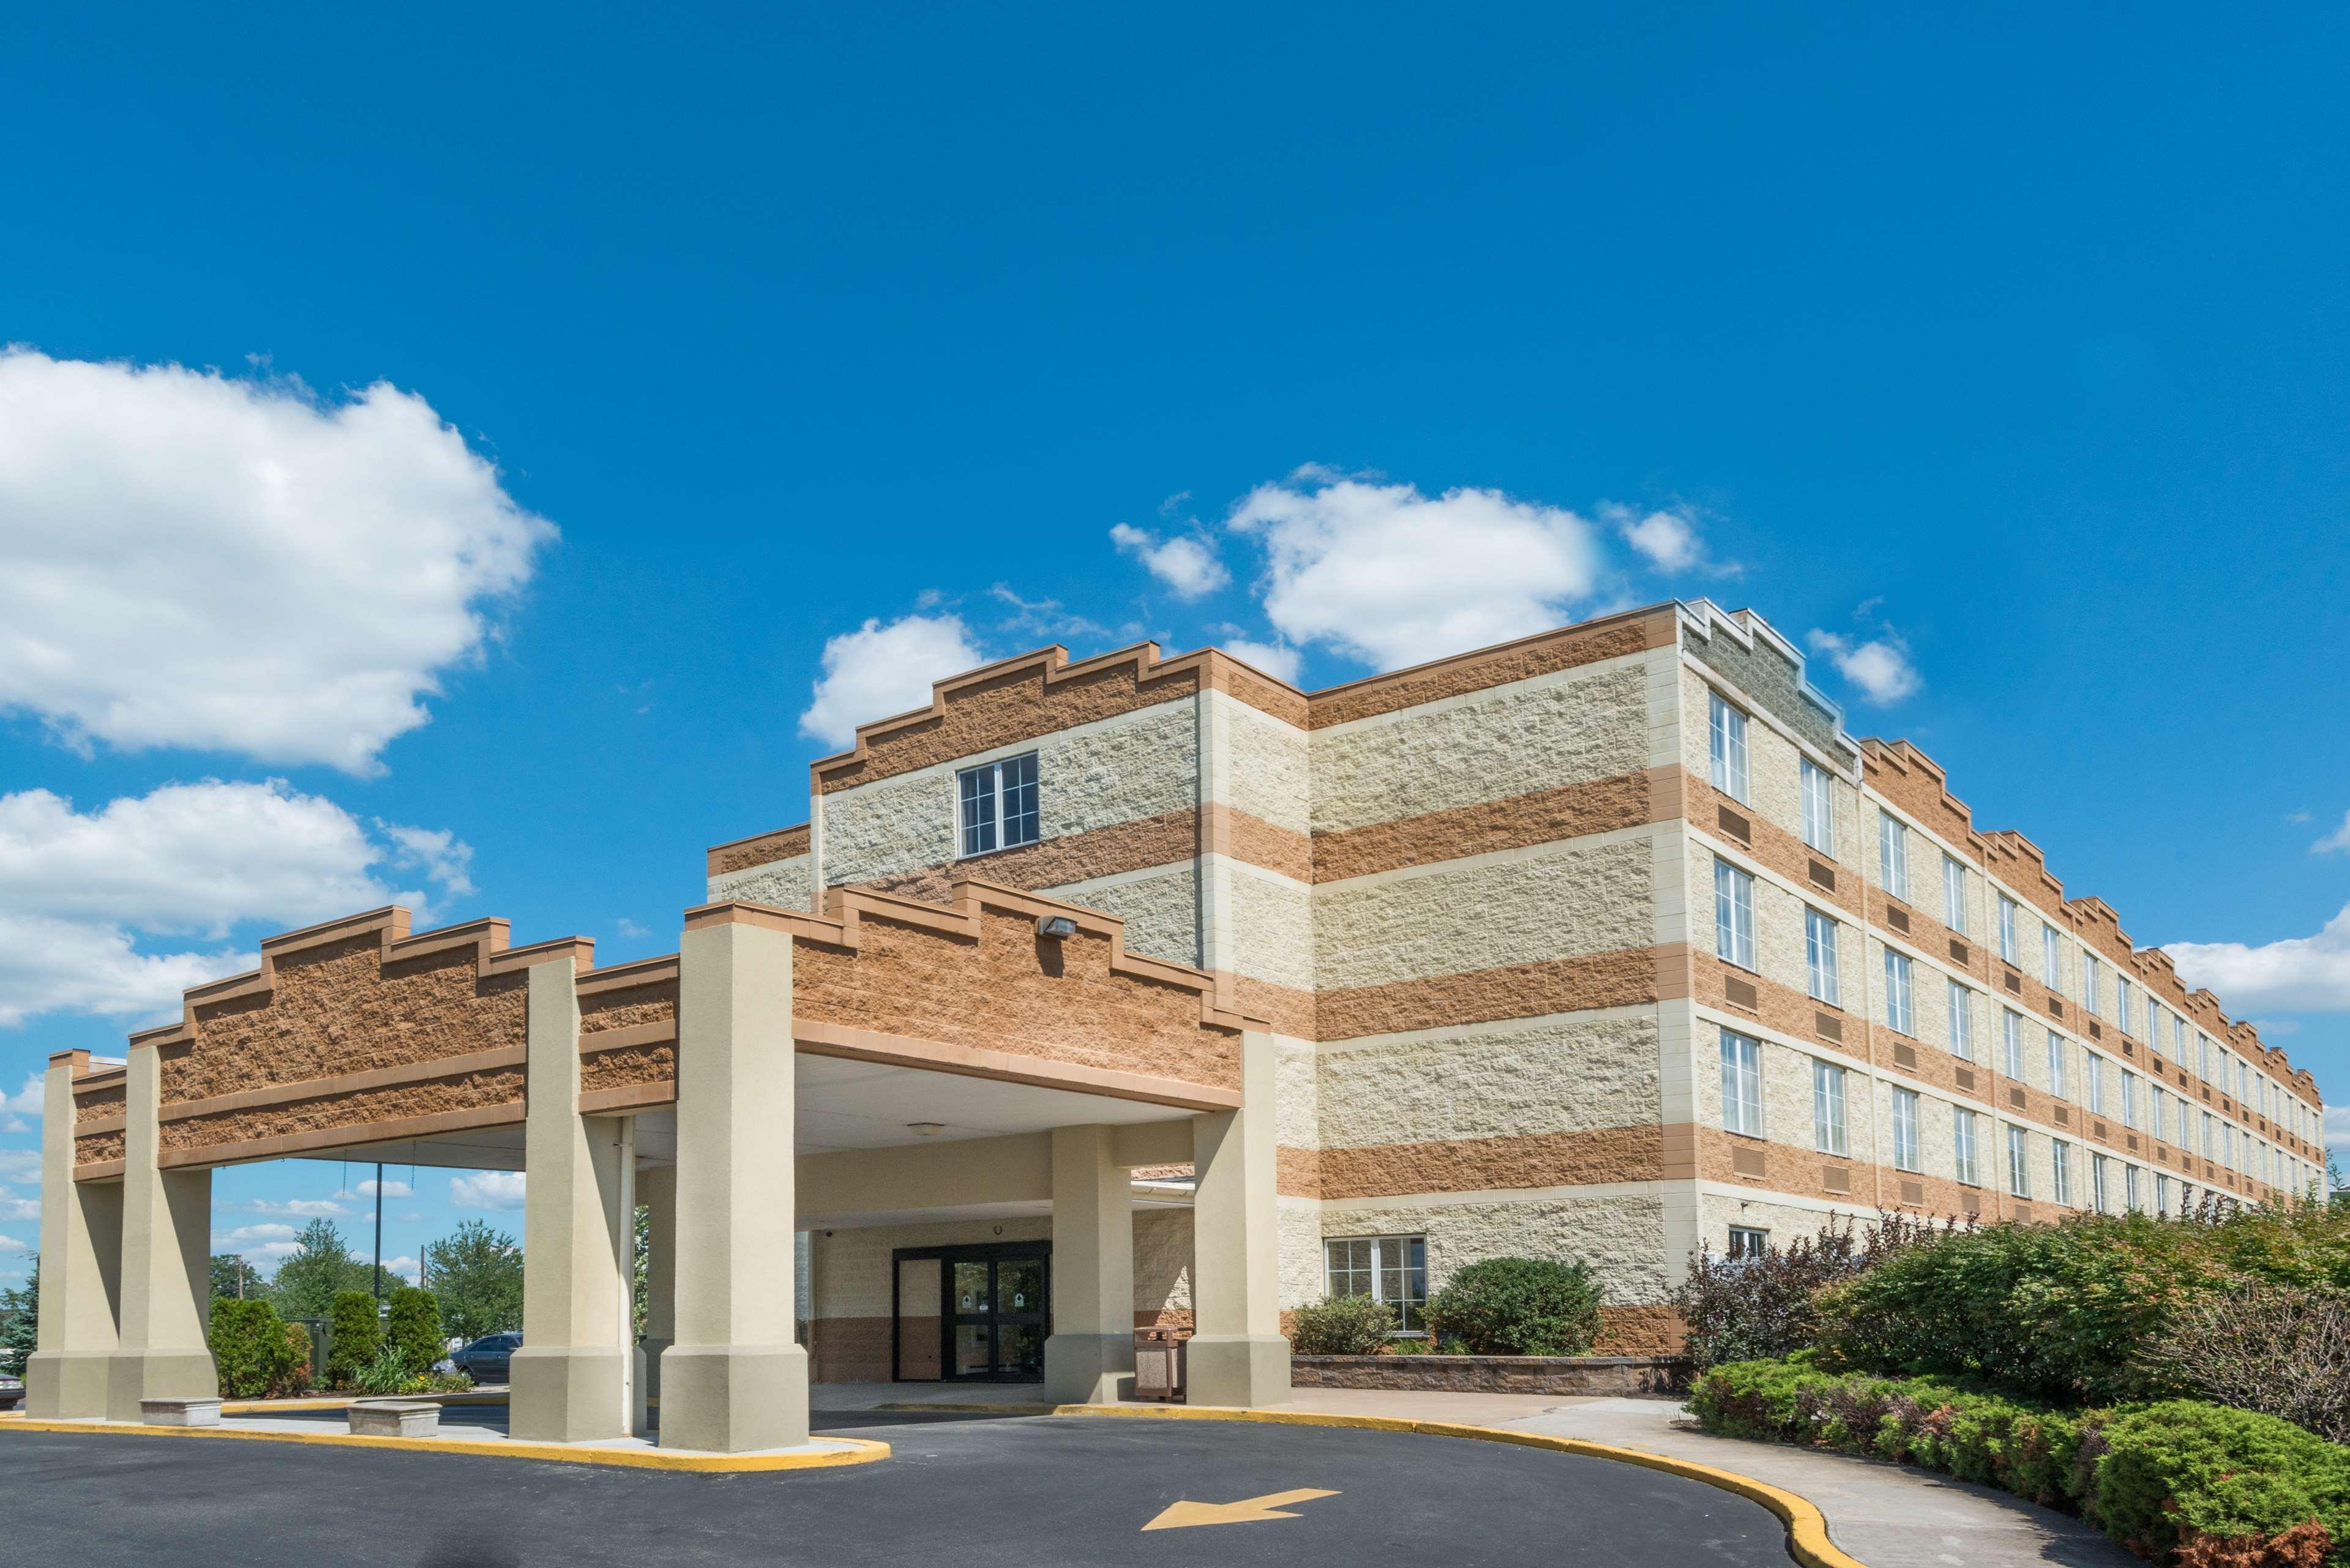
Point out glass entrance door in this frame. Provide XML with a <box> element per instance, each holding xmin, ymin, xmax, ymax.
<box><xmin>928</xmin><ymin>1243</ymin><xmax>1050</xmax><ymax>1381</ymax></box>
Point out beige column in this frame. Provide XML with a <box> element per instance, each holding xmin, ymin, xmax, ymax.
<box><xmin>509</xmin><ymin>958</ymin><xmax>632</xmax><ymax>1443</ymax></box>
<box><xmin>26</xmin><ymin>1053</ymin><xmax>121</xmax><ymax>1418</ymax></box>
<box><xmin>107</xmin><ymin>1042</ymin><xmax>216</xmax><ymax>1420</ymax></box>
<box><xmin>1186</xmin><ymin>1029</ymin><xmax>1289</xmax><ymax>1407</ymax></box>
<box><xmin>1042</xmin><ymin>1124</ymin><xmax>1135</xmax><ymax>1404</ymax></box>
<box><xmin>661</xmin><ymin>913</ymin><xmax>807</xmax><ymax>1452</ymax></box>
<box><xmin>638</xmin><ymin>1162</ymin><xmax>676</xmax><ymax>1414</ymax></box>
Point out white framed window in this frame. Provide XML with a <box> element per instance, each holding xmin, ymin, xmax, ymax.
<box><xmin>1800</xmin><ymin>758</ymin><xmax>1835</xmax><ymax>854</ymax></box>
<box><xmin>2043</xmin><ymin>925</ymin><xmax>2064</xmax><ymax>993</ymax></box>
<box><xmin>1948</xmin><ymin>981</ymin><xmax>1975</xmax><ymax>1062</ymax></box>
<box><xmin>2118</xmin><ymin>979</ymin><xmax>2135</xmax><ymax>1036</ymax></box>
<box><xmin>957</xmin><ymin>752</ymin><xmax>1041</xmax><ymax>857</ymax></box>
<box><xmin>1709</xmin><ymin>692</ymin><xmax>1750</xmax><ymax>804</ymax></box>
<box><xmin>2047</xmin><ymin>1032</ymin><xmax>2069</xmax><ymax>1100</ymax></box>
<box><xmin>2121</xmin><ymin>1070</ymin><xmax>2139</xmax><ymax>1130</ymax></box>
<box><xmin>1805</xmin><ymin>908</ymin><xmax>1841</xmax><ymax>1006</ymax></box>
<box><xmin>1727</xmin><ymin>1225</ymin><xmax>1770</xmax><ymax>1260</ymax></box>
<box><xmin>2202</xmin><ymin>1110</ymin><xmax>2216</xmax><ymax>1158</ymax></box>
<box><xmin>1720</xmin><ymin>1031</ymin><xmax>1763</xmax><ymax>1137</ymax></box>
<box><xmin>1813</xmin><ymin>1059</ymin><xmax>1848</xmax><ymax>1156</ymax></box>
<box><xmin>2237</xmin><ymin>1059</ymin><xmax>2250</xmax><ymax>1103</ymax></box>
<box><xmin>1942</xmin><ymin>854</ymin><xmax>1967</xmax><ymax>935</ymax></box>
<box><xmin>2155</xmin><ymin>1173</ymin><xmax>2173</xmax><ymax>1215</ymax></box>
<box><xmin>1954</xmin><ymin>1107</ymin><xmax>1979</xmax><ymax>1186</ymax></box>
<box><xmin>1892</xmin><ymin>1087</ymin><xmax>1921</xmax><ymax>1172</ymax></box>
<box><xmin>1323</xmin><ymin>1235</ymin><xmax>1428</xmax><ymax>1333</ymax></box>
<box><xmin>2008</xmin><ymin>1126</ymin><xmax>2032</xmax><ymax>1198</ymax></box>
<box><xmin>2199</xmin><ymin>1034</ymin><xmax>2215</xmax><ymax>1081</ymax></box>
<box><xmin>1884</xmin><ymin>949</ymin><xmax>1915</xmax><ymax>1036</ymax></box>
<box><xmin>2053</xmin><ymin>1140</ymin><xmax>2075</xmax><ymax>1206</ymax></box>
<box><xmin>2082</xmin><ymin>954</ymin><xmax>2101</xmax><ymax>1015</ymax></box>
<box><xmin>2002</xmin><ymin>1010</ymin><xmax>2026</xmax><ymax>1079</ymax></box>
<box><xmin>1714</xmin><ymin>861</ymin><xmax>1756</xmax><ymax>971</ymax></box>
<box><xmin>2149</xmin><ymin>1085</ymin><xmax>2166</xmax><ymax>1144</ymax></box>
<box><xmin>1879</xmin><ymin>813</ymin><xmax>1910</xmax><ymax>903</ymax></box>
<box><xmin>1997</xmin><ymin>895</ymin><xmax>2019</xmax><ymax>963</ymax></box>
<box><xmin>2086</xmin><ymin>1055</ymin><xmax>2106</xmax><ymax>1116</ymax></box>
<box><xmin>2092</xmin><ymin>1154</ymin><xmax>2113</xmax><ymax>1214</ymax></box>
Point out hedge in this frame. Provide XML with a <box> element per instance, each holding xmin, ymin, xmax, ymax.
<box><xmin>1424</xmin><ymin>1257</ymin><xmax>1603</xmax><ymax>1356</ymax></box>
<box><xmin>208</xmin><ymin>1298</ymin><xmax>309</xmax><ymax>1399</ymax></box>
<box><xmin>1691</xmin><ymin>1354</ymin><xmax>2350</xmax><ymax>1566</ymax></box>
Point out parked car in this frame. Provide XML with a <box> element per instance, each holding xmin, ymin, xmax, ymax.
<box><xmin>0</xmin><ymin>1373</ymin><xmax>23</xmax><ymax>1411</ymax></box>
<box><xmin>448</xmin><ymin>1333</ymin><xmax>520</xmax><ymax>1383</ymax></box>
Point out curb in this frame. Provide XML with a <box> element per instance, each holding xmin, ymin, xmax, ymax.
<box><xmin>0</xmin><ymin>1416</ymin><xmax>891</xmax><ymax>1474</ymax></box>
<box><xmin>1052</xmin><ymin>1403</ymin><xmax>1869</xmax><ymax>1568</ymax></box>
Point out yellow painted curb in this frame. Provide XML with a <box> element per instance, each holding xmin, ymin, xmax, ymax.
<box><xmin>1053</xmin><ymin>1403</ymin><xmax>1868</xmax><ymax>1568</ymax></box>
<box><xmin>217</xmin><ymin>1391</ymin><xmax>511</xmax><ymax>1416</ymax></box>
<box><xmin>869</xmin><ymin>1400</ymin><xmax>1057</xmax><ymax>1416</ymax></box>
<box><xmin>0</xmin><ymin>1417</ymin><xmax>890</xmax><ymax>1474</ymax></box>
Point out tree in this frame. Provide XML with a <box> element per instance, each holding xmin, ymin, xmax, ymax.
<box><xmin>424</xmin><ymin>1220</ymin><xmax>523</xmax><ymax>1342</ymax></box>
<box><xmin>326</xmin><ymin>1290</ymin><xmax>383</xmax><ymax>1389</ymax></box>
<box><xmin>0</xmin><ymin>1257</ymin><xmax>36</xmax><ymax>1377</ymax></box>
<box><xmin>210</xmin><ymin>1253</ymin><xmax>269</xmax><ymax>1304</ymax></box>
<box><xmin>269</xmin><ymin>1219</ymin><xmax>375</xmax><ymax>1321</ymax></box>
<box><xmin>633</xmin><ymin>1204</ymin><xmax>649</xmax><ymax>1338</ymax></box>
<box><xmin>384</xmin><ymin>1285</ymin><xmax>442</xmax><ymax>1375</ymax></box>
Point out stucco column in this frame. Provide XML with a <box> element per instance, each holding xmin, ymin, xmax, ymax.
<box><xmin>509</xmin><ymin>958</ymin><xmax>632</xmax><ymax>1443</ymax></box>
<box><xmin>107</xmin><ymin>1043</ymin><xmax>217</xmax><ymax>1420</ymax></box>
<box><xmin>1042</xmin><ymin>1124</ymin><xmax>1135</xmax><ymax>1404</ymax></box>
<box><xmin>661</xmin><ymin>913</ymin><xmax>807</xmax><ymax>1452</ymax></box>
<box><xmin>1186</xmin><ymin>1029</ymin><xmax>1289</xmax><ymax>1407</ymax></box>
<box><xmin>26</xmin><ymin>1053</ymin><xmax>121</xmax><ymax>1418</ymax></box>
<box><xmin>638</xmin><ymin>1162</ymin><xmax>675</xmax><ymax>1413</ymax></box>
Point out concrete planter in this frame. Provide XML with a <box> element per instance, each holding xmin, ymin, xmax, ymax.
<box><xmin>346</xmin><ymin>1399</ymin><xmax>443</xmax><ymax>1438</ymax></box>
<box><xmin>1290</xmin><ymin>1354</ymin><xmax>1690</xmax><ymax>1397</ymax></box>
<box><xmin>139</xmin><ymin>1397</ymin><xmax>222</xmax><ymax>1427</ymax></box>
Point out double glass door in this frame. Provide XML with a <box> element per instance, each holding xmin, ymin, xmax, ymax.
<box><xmin>931</xmin><ymin>1244</ymin><xmax>1049</xmax><ymax>1381</ymax></box>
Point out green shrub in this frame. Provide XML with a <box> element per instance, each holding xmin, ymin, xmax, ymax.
<box><xmin>208</xmin><ymin>1298</ymin><xmax>309</xmax><ymax>1399</ymax></box>
<box><xmin>1287</xmin><ymin>1294</ymin><xmax>1396</xmax><ymax>1356</ymax></box>
<box><xmin>2092</xmin><ymin>1402</ymin><xmax>2350</xmax><ymax>1564</ymax></box>
<box><xmin>1424</xmin><ymin>1257</ymin><xmax>1603</xmax><ymax>1356</ymax></box>
<box><xmin>326</xmin><ymin>1291</ymin><xmax>383</xmax><ymax>1389</ymax></box>
<box><xmin>353</xmin><ymin>1342</ymin><xmax>414</xmax><ymax>1397</ymax></box>
<box><xmin>384</xmin><ymin>1285</ymin><xmax>443</xmax><ymax>1377</ymax></box>
<box><xmin>2138</xmin><ymin>1282</ymin><xmax>2350</xmax><ymax>1443</ymax></box>
<box><xmin>1671</xmin><ymin>1213</ymin><xmax>1950</xmax><ymax>1372</ymax></box>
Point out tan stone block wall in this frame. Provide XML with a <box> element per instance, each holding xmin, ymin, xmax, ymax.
<box><xmin>1315</xmin><ymin>1014</ymin><xmax>1660</xmax><ymax>1149</ymax></box>
<box><xmin>1039</xmin><ymin>864</ymin><xmax>1201</xmax><ymax>969</ymax></box>
<box><xmin>1222</xmin><ymin>697</ymin><xmax>1311</xmax><ymax>837</ymax></box>
<box><xmin>1222</xmin><ymin>865</ymin><xmax>1313</xmax><ymax>991</ymax></box>
<box><xmin>1318</xmin><ymin>1192</ymin><xmax>1672</xmax><ymax>1307</ymax></box>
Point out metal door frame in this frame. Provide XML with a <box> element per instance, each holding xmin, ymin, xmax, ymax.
<box><xmin>889</xmin><ymin>1241</ymin><xmax>1052</xmax><ymax>1383</ymax></box>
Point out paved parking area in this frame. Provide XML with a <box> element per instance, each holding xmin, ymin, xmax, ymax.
<box><xmin>7</xmin><ymin>1412</ymin><xmax>1797</xmax><ymax>1567</ymax></box>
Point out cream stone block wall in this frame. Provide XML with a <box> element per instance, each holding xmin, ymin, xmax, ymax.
<box><xmin>1315</xmin><ymin>834</ymin><xmax>1656</xmax><ymax>992</ymax></box>
<box><xmin>1697</xmin><ymin>1193</ymin><xmax>1874</xmax><ymax>1255</ymax></box>
<box><xmin>708</xmin><ymin>854</ymin><xmax>812</xmax><ymax>909</ymax></box>
<box><xmin>1320</xmin><ymin>1192</ymin><xmax>1673</xmax><ymax>1305</ymax></box>
<box><xmin>1311</xmin><ymin>661</ymin><xmax>1652</xmax><ymax>835</ymax></box>
<box><xmin>809</xmin><ymin>1217</ymin><xmax>1053</xmax><ymax>1321</ymax></box>
<box><xmin>1866</xmin><ymin>1078</ymin><xmax>1961</xmax><ymax>1188</ymax></box>
<box><xmin>1222</xmin><ymin>865</ymin><xmax>1314</xmax><ymax>992</ymax></box>
<box><xmin>1273</xmin><ymin>1038</ymin><xmax>1319</xmax><ymax>1154</ymax></box>
<box><xmin>1135</xmin><ymin>1207</ymin><xmax>1194</xmax><ymax>1318</ymax></box>
<box><xmin>1042</xmin><ymin>864</ymin><xmax>1200</xmax><ymax>968</ymax></box>
<box><xmin>1219</xmin><ymin>696</ymin><xmax>1311</xmax><ymax>835</ymax></box>
<box><xmin>1681</xmin><ymin>665</ymin><xmax>1861</xmax><ymax>868</ymax></box>
<box><xmin>1863</xmin><ymin>934</ymin><xmax>1956</xmax><ymax>1048</ymax></box>
<box><xmin>1278</xmin><ymin>1204</ymin><xmax>1323</xmax><ymax>1309</ymax></box>
<box><xmin>1315</xmin><ymin>1012</ymin><xmax>1661</xmax><ymax>1149</ymax></box>
<box><xmin>1688</xmin><ymin>845</ymin><xmax>1839</xmax><ymax>1006</ymax></box>
<box><xmin>1694</xmin><ymin>1020</ymin><xmax>1880</xmax><ymax>1160</ymax></box>
<box><xmin>822</xmin><ymin>703</ymin><xmax>1201</xmax><ymax>887</ymax></box>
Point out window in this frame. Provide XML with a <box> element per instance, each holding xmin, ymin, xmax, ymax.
<box><xmin>1720</xmin><ymin>1031</ymin><xmax>1763</xmax><ymax>1137</ymax></box>
<box><xmin>2046</xmin><ymin>1032</ymin><xmax>2069</xmax><ymax>1101</ymax></box>
<box><xmin>2202</xmin><ymin>1110</ymin><xmax>2216</xmax><ymax>1158</ymax></box>
<box><xmin>1805</xmin><ymin>908</ymin><xmax>1841</xmax><ymax>1005</ymax></box>
<box><xmin>2199</xmin><ymin>1035</ymin><xmax>2215</xmax><ymax>1081</ymax></box>
<box><xmin>1892</xmin><ymin>1087</ymin><xmax>1921</xmax><ymax>1172</ymax></box>
<box><xmin>2155</xmin><ymin>1173</ymin><xmax>2174</xmax><ymax>1215</ymax></box>
<box><xmin>1814</xmin><ymin>1059</ymin><xmax>1848</xmax><ymax>1155</ymax></box>
<box><xmin>2008</xmin><ymin>1126</ymin><xmax>2031</xmax><ymax>1198</ymax></box>
<box><xmin>1954</xmin><ymin>1107</ymin><xmax>1980</xmax><ymax>1186</ymax></box>
<box><xmin>2086</xmin><ymin>1054</ymin><xmax>2106</xmax><ymax>1116</ymax></box>
<box><xmin>1727</xmin><ymin>1226</ymin><xmax>1770</xmax><ymax>1260</ymax></box>
<box><xmin>2053</xmin><ymin>1141</ymin><xmax>2075</xmax><ymax>1206</ymax></box>
<box><xmin>957</xmin><ymin>753</ymin><xmax>1040</xmax><ymax>856</ymax></box>
<box><xmin>1943</xmin><ymin>854</ymin><xmax>1967</xmax><ymax>934</ymax></box>
<box><xmin>2150</xmin><ymin>1084</ymin><xmax>2166</xmax><ymax>1143</ymax></box>
<box><xmin>1714</xmin><ymin>861</ymin><xmax>1756</xmax><ymax>970</ymax></box>
<box><xmin>2236</xmin><ymin>1059</ymin><xmax>2250</xmax><ymax>1103</ymax></box>
<box><xmin>1948</xmin><ymin>982</ymin><xmax>1975</xmax><ymax>1061</ymax></box>
<box><xmin>1323</xmin><ymin>1236</ymin><xmax>1428</xmax><ymax>1333</ymax></box>
<box><xmin>2092</xmin><ymin>1154</ymin><xmax>2112</xmax><ymax>1215</ymax></box>
<box><xmin>2118</xmin><ymin>979</ymin><xmax>2135</xmax><ymax>1036</ymax></box>
<box><xmin>2083</xmin><ymin>954</ymin><xmax>2101</xmax><ymax>1015</ymax></box>
<box><xmin>2043</xmin><ymin>925</ymin><xmax>2064</xmax><ymax>993</ymax></box>
<box><xmin>1709</xmin><ymin>692</ymin><xmax>1749</xmax><ymax>803</ymax></box>
<box><xmin>2121</xmin><ymin>1070</ymin><xmax>2139</xmax><ymax>1130</ymax></box>
<box><xmin>1884</xmin><ymin>949</ymin><xmax>1915</xmax><ymax>1035</ymax></box>
<box><xmin>1879</xmin><ymin>813</ymin><xmax>1910</xmax><ymax>902</ymax></box>
<box><xmin>2003</xmin><ymin>1010</ymin><xmax>2026</xmax><ymax>1079</ymax></box>
<box><xmin>1800</xmin><ymin>757</ymin><xmax>1835</xmax><ymax>854</ymax></box>
<box><xmin>1997</xmin><ymin>895</ymin><xmax>2019</xmax><ymax>963</ymax></box>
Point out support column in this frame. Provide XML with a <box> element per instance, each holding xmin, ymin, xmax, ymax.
<box><xmin>509</xmin><ymin>958</ymin><xmax>631</xmax><ymax>1443</ymax></box>
<box><xmin>637</xmin><ymin>1162</ymin><xmax>675</xmax><ymax>1419</ymax></box>
<box><xmin>1042</xmin><ymin>1124</ymin><xmax>1135</xmax><ymax>1404</ymax></box>
<box><xmin>26</xmin><ymin>1053</ymin><xmax>121</xmax><ymax>1418</ymax></box>
<box><xmin>661</xmin><ymin>912</ymin><xmax>807</xmax><ymax>1452</ymax></box>
<box><xmin>108</xmin><ymin>1043</ymin><xmax>216</xmax><ymax>1420</ymax></box>
<box><xmin>1187</xmin><ymin>1029</ymin><xmax>1289</xmax><ymax>1408</ymax></box>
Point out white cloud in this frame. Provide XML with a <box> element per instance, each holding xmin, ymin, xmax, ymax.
<box><xmin>0</xmin><ymin>1149</ymin><xmax>39</xmax><ymax>1184</ymax></box>
<box><xmin>615</xmin><ymin>917</ymin><xmax>650</xmax><ymax>940</ymax></box>
<box><xmin>2311</xmin><ymin>811</ymin><xmax>2350</xmax><ymax>855</ymax></box>
<box><xmin>1219</xmin><ymin>640</ymin><xmax>1304</xmax><ymax>685</ymax></box>
<box><xmin>1805</xmin><ymin>629</ymin><xmax>1923</xmax><ymax>705</ymax></box>
<box><xmin>355</xmin><ymin>1177</ymin><xmax>412</xmax><ymax>1199</ymax></box>
<box><xmin>379</xmin><ymin>825</ymin><xmax>476</xmax><ymax>899</ymax></box>
<box><xmin>798</xmin><ymin>613</ymin><xmax>984</xmax><ymax>749</ymax></box>
<box><xmin>1607</xmin><ymin>504</ymin><xmax>1735</xmax><ymax>577</ymax></box>
<box><xmin>989</xmin><ymin>586</ymin><xmax>1109</xmax><ymax>641</ymax></box>
<box><xmin>0</xmin><ymin>1072</ymin><xmax>40</xmax><ymax>1135</ymax></box>
<box><xmin>0</xmin><ymin>1195</ymin><xmax>36</xmax><ymax>1222</ymax></box>
<box><xmin>2168</xmin><ymin>905</ymin><xmax>2350</xmax><ymax>1015</ymax></box>
<box><xmin>242</xmin><ymin>1197</ymin><xmax>348</xmax><ymax>1217</ymax></box>
<box><xmin>2250</xmin><ymin>1019</ymin><xmax>2304</xmax><ymax>1038</ymax></box>
<box><xmin>451</xmin><ymin>1170</ymin><xmax>526</xmax><ymax>1211</ymax></box>
<box><xmin>0</xmin><ymin>1234</ymin><xmax>27</xmax><ymax>1254</ymax></box>
<box><xmin>343</xmin><ymin>1252</ymin><xmax>421</xmax><ymax>1285</ymax></box>
<box><xmin>0</xmin><ymin>349</ymin><xmax>556</xmax><ymax>774</ymax></box>
<box><xmin>215</xmin><ymin>1222</ymin><xmax>299</xmax><ymax>1252</ymax></box>
<box><xmin>1226</xmin><ymin>469</ymin><xmax>1604</xmax><ymax>671</ymax></box>
<box><xmin>1110</xmin><ymin>523</ymin><xmax>1231</xmax><ymax>600</ymax></box>
<box><xmin>2325</xmin><ymin>1105</ymin><xmax>2350</xmax><ymax>1151</ymax></box>
<box><xmin>0</xmin><ymin>778</ymin><xmax>473</xmax><ymax>1027</ymax></box>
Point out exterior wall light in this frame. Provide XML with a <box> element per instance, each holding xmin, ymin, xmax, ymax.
<box><xmin>1036</xmin><ymin>914</ymin><xmax>1078</xmax><ymax>939</ymax></box>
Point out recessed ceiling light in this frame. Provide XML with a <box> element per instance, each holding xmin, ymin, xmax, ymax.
<box><xmin>907</xmin><ymin>1122</ymin><xmax>945</xmax><ymax>1137</ymax></box>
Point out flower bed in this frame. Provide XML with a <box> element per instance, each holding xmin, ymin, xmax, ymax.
<box><xmin>1291</xmin><ymin>1353</ymin><xmax>1687</xmax><ymax>1397</ymax></box>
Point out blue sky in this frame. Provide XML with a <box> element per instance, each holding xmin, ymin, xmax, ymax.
<box><xmin>5</xmin><ymin>7</ymin><xmax>2350</xmax><ymax>1282</ymax></box>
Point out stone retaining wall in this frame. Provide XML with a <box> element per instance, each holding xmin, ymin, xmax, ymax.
<box><xmin>1289</xmin><ymin>1353</ymin><xmax>1688</xmax><ymax>1397</ymax></box>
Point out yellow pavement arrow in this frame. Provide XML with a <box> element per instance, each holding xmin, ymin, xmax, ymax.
<box><xmin>1140</xmin><ymin>1488</ymin><xmax>1341</xmax><ymax>1531</ymax></box>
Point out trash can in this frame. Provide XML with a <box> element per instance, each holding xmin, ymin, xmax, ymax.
<box><xmin>1132</xmin><ymin>1328</ymin><xmax>1186</xmax><ymax>1402</ymax></box>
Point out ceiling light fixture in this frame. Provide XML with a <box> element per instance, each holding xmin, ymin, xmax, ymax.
<box><xmin>907</xmin><ymin>1122</ymin><xmax>945</xmax><ymax>1137</ymax></box>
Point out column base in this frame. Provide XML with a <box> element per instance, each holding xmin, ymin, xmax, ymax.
<box><xmin>1183</xmin><ymin>1334</ymin><xmax>1290</xmax><ymax>1408</ymax></box>
<box><xmin>638</xmin><ymin>1337</ymin><xmax>673</xmax><ymax>1402</ymax></box>
<box><xmin>1042</xmin><ymin>1333</ymin><xmax>1137</xmax><ymax>1405</ymax></box>
<box><xmin>105</xmin><ymin>1350</ymin><xmax>219</xmax><ymax>1422</ymax></box>
<box><xmin>658</xmin><ymin>1343</ymin><xmax>807</xmax><ymax>1454</ymax></box>
<box><xmin>509</xmin><ymin>1346</ymin><xmax>629</xmax><ymax>1443</ymax></box>
<box><xmin>26</xmin><ymin>1351</ymin><xmax>114</xmax><ymax>1419</ymax></box>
